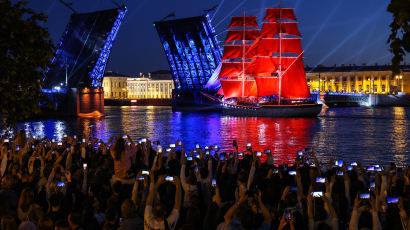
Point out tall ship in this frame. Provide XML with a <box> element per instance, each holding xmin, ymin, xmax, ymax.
<box><xmin>203</xmin><ymin>6</ymin><xmax>322</xmax><ymax>117</ymax></box>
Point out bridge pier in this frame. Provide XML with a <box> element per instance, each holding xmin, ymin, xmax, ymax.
<box><xmin>77</xmin><ymin>87</ymin><xmax>104</xmax><ymax>117</ymax></box>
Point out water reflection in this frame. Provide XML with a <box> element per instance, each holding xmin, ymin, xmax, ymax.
<box><xmin>18</xmin><ymin>106</ymin><xmax>410</xmax><ymax>166</ymax></box>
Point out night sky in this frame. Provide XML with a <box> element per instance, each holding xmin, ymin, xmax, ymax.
<box><xmin>25</xmin><ymin>0</ymin><xmax>410</xmax><ymax>76</ymax></box>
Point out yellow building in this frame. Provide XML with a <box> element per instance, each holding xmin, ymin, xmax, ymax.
<box><xmin>127</xmin><ymin>71</ymin><xmax>174</xmax><ymax>99</ymax></box>
<box><xmin>102</xmin><ymin>71</ymin><xmax>129</xmax><ymax>99</ymax></box>
<box><xmin>305</xmin><ymin>65</ymin><xmax>409</xmax><ymax>94</ymax></box>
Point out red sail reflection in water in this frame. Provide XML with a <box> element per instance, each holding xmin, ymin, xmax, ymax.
<box><xmin>218</xmin><ymin>116</ymin><xmax>316</xmax><ymax>165</ymax></box>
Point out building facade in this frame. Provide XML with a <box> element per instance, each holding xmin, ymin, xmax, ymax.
<box><xmin>102</xmin><ymin>70</ymin><xmax>174</xmax><ymax>99</ymax></box>
<box><xmin>102</xmin><ymin>71</ymin><xmax>129</xmax><ymax>99</ymax></box>
<box><xmin>127</xmin><ymin>78</ymin><xmax>173</xmax><ymax>99</ymax></box>
<box><xmin>305</xmin><ymin>65</ymin><xmax>409</xmax><ymax>94</ymax></box>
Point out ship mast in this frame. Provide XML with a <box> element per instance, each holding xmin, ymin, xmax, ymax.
<box><xmin>242</xmin><ymin>9</ymin><xmax>245</xmax><ymax>98</ymax></box>
<box><xmin>278</xmin><ymin>0</ymin><xmax>282</xmax><ymax>105</ymax></box>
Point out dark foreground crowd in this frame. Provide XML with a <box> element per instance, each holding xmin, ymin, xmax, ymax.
<box><xmin>0</xmin><ymin>130</ymin><xmax>409</xmax><ymax>230</ymax></box>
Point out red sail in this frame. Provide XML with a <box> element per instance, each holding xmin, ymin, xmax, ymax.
<box><xmin>222</xmin><ymin>45</ymin><xmax>253</xmax><ymax>60</ymax></box>
<box><xmin>220</xmin><ymin>79</ymin><xmax>258</xmax><ymax>97</ymax></box>
<box><xmin>254</xmin><ymin>77</ymin><xmax>279</xmax><ymax>97</ymax></box>
<box><xmin>225</xmin><ymin>30</ymin><xmax>260</xmax><ymax>43</ymax></box>
<box><xmin>249</xmin><ymin>38</ymin><xmax>302</xmax><ymax>56</ymax></box>
<box><xmin>260</xmin><ymin>22</ymin><xmax>300</xmax><ymax>37</ymax></box>
<box><xmin>247</xmin><ymin>56</ymin><xmax>298</xmax><ymax>74</ymax></box>
<box><xmin>264</xmin><ymin>8</ymin><xmax>296</xmax><ymax>22</ymax></box>
<box><xmin>219</xmin><ymin>62</ymin><xmax>250</xmax><ymax>79</ymax></box>
<box><xmin>229</xmin><ymin>16</ymin><xmax>258</xmax><ymax>28</ymax></box>
<box><xmin>280</xmin><ymin>57</ymin><xmax>311</xmax><ymax>98</ymax></box>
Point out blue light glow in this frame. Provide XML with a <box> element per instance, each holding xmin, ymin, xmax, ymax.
<box><xmin>154</xmin><ymin>15</ymin><xmax>222</xmax><ymax>93</ymax></box>
<box><xmin>90</xmin><ymin>7</ymin><xmax>127</xmax><ymax>87</ymax></box>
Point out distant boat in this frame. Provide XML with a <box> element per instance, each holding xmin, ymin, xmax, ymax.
<box><xmin>205</xmin><ymin>6</ymin><xmax>322</xmax><ymax>117</ymax></box>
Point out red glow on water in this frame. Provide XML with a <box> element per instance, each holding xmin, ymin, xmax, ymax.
<box><xmin>218</xmin><ymin>117</ymin><xmax>316</xmax><ymax>165</ymax></box>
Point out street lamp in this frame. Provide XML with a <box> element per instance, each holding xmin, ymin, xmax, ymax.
<box><xmin>399</xmin><ymin>74</ymin><xmax>403</xmax><ymax>92</ymax></box>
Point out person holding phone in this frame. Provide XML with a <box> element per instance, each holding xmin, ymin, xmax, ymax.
<box><xmin>180</xmin><ymin>157</ymin><xmax>199</xmax><ymax>206</ymax></box>
<box><xmin>145</xmin><ymin>175</ymin><xmax>181</xmax><ymax>230</ymax></box>
<box><xmin>110</xmin><ymin>135</ymin><xmax>136</xmax><ymax>179</ymax></box>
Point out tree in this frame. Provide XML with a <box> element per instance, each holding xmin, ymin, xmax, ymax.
<box><xmin>0</xmin><ymin>0</ymin><xmax>55</xmax><ymax>125</ymax></box>
<box><xmin>387</xmin><ymin>0</ymin><xmax>410</xmax><ymax>76</ymax></box>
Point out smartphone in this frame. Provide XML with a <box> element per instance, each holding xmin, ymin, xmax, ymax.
<box><xmin>387</xmin><ymin>197</ymin><xmax>399</xmax><ymax>204</ymax></box>
<box><xmin>351</xmin><ymin>162</ymin><xmax>358</xmax><ymax>166</ymax></box>
<box><xmin>35</xmin><ymin>155</ymin><xmax>39</xmax><ymax>159</ymax></box>
<box><xmin>285</xmin><ymin>209</ymin><xmax>292</xmax><ymax>220</ymax></box>
<box><xmin>165</xmin><ymin>176</ymin><xmax>174</xmax><ymax>182</ymax></box>
<box><xmin>194</xmin><ymin>166</ymin><xmax>198</xmax><ymax>172</ymax></box>
<box><xmin>136</xmin><ymin>176</ymin><xmax>144</xmax><ymax>181</ymax></box>
<box><xmin>170</xmin><ymin>144</ymin><xmax>175</xmax><ymax>148</ymax></box>
<box><xmin>264</xmin><ymin>149</ymin><xmax>271</xmax><ymax>154</ymax></box>
<box><xmin>187</xmin><ymin>156</ymin><xmax>193</xmax><ymax>161</ymax></box>
<box><xmin>312</xmin><ymin>191</ymin><xmax>323</xmax><ymax>197</ymax></box>
<box><xmin>83</xmin><ymin>163</ymin><xmax>87</xmax><ymax>170</ymax></box>
<box><xmin>375</xmin><ymin>167</ymin><xmax>382</xmax><ymax>172</ymax></box>
<box><xmin>238</xmin><ymin>152</ymin><xmax>243</xmax><ymax>157</ymax></box>
<box><xmin>297</xmin><ymin>150</ymin><xmax>303</xmax><ymax>156</ymax></box>
<box><xmin>57</xmin><ymin>182</ymin><xmax>65</xmax><ymax>187</ymax></box>
<box><xmin>337</xmin><ymin>171</ymin><xmax>344</xmax><ymax>176</ymax></box>
<box><xmin>360</xmin><ymin>193</ymin><xmax>370</xmax><ymax>199</ymax></box>
<box><xmin>367</xmin><ymin>166</ymin><xmax>374</xmax><ymax>171</ymax></box>
<box><xmin>256</xmin><ymin>152</ymin><xmax>262</xmax><ymax>157</ymax></box>
<box><xmin>220</xmin><ymin>155</ymin><xmax>224</xmax><ymax>161</ymax></box>
<box><xmin>195</xmin><ymin>143</ymin><xmax>200</xmax><ymax>149</ymax></box>
<box><xmin>316</xmin><ymin>177</ymin><xmax>326</xmax><ymax>183</ymax></box>
<box><xmin>347</xmin><ymin>166</ymin><xmax>353</xmax><ymax>171</ymax></box>
<box><xmin>305</xmin><ymin>148</ymin><xmax>312</xmax><ymax>152</ymax></box>
<box><xmin>289</xmin><ymin>186</ymin><xmax>298</xmax><ymax>191</ymax></box>
<box><xmin>335</xmin><ymin>160</ymin><xmax>343</xmax><ymax>167</ymax></box>
<box><xmin>32</xmin><ymin>145</ymin><xmax>35</xmax><ymax>149</ymax></box>
<box><xmin>178</xmin><ymin>141</ymin><xmax>182</xmax><ymax>146</ymax></box>
<box><xmin>212</xmin><ymin>179</ymin><xmax>216</xmax><ymax>187</ymax></box>
<box><xmin>246</xmin><ymin>143</ymin><xmax>251</xmax><ymax>150</ymax></box>
<box><xmin>370</xmin><ymin>182</ymin><xmax>376</xmax><ymax>188</ymax></box>
<box><xmin>58</xmin><ymin>142</ymin><xmax>62</xmax><ymax>146</ymax></box>
<box><xmin>273</xmin><ymin>169</ymin><xmax>279</xmax><ymax>174</ymax></box>
<box><xmin>16</xmin><ymin>146</ymin><xmax>20</xmax><ymax>151</ymax></box>
<box><xmin>142</xmin><ymin>170</ymin><xmax>149</xmax><ymax>175</ymax></box>
<box><xmin>157</xmin><ymin>147</ymin><xmax>162</xmax><ymax>153</ymax></box>
<box><xmin>288</xmin><ymin>171</ymin><xmax>296</xmax><ymax>176</ymax></box>
<box><xmin>205</xmin><ymin>150</ymin><xmax>210</xmax><ymax>155</ymax></box>
<box><xmin>4</xmin><ymin>139</ymin><xmax>9</xmax><ymax>143</ymax></box>
<box><xmin>122</xmin><ymin>135</ymin><xmax>127</xmax><ymax>139</ymax></box>
<box><xmin>142</xmin><ymin>138</ymin><xmax>147</xmax><ymax>142</ymax></box>
<box><xmin>205</xmin><ymin>146</ymin><xmax>209</xmax><ymax>150</ymax></box>
<box><xmin>166</xmin><ymin>148</ymin><xmax>171</xmax><ymax>152</ymax></box>
<box><xmin>214</xmin><ymin>145</ymin><xmax>219</xmax><ymax>150</ymax></box>
<box><xmin>233</xmin><ymin>140</ymin><xmax>237</xmax><ymax>147</ymax></box>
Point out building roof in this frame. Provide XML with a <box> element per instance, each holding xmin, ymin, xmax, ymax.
<box><xmin>305</xmin><ymin>65</ymin><xmax>410</xmax><ymax>73</ymax></box>
<box><xmin>104</xmin><ymin>71</ymin><xmax>130</xmax><ymax>77</ymax></box>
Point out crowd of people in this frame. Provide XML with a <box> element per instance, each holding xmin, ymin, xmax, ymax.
<box><xmin>0</xmin><ymin>129</ymin><xmax>409</xmax><ymax>230</ymax></box>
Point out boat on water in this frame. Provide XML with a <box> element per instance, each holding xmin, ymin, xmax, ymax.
<box><xmin>204</xmin><ymin>6</ymin><xmax>322</xmax><ymax>117</ymax></box>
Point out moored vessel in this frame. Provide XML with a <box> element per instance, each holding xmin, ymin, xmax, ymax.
<box><xmin>212</xmin><ymin>5</ymin><xmax>322</xmax><ymax>117</ymax></box>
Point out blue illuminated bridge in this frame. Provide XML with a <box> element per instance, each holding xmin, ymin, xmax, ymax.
<box><xmin>44</xmin><ymin>6</ymin><xmax>127</xmax><ymax>91</ymax></box>
<box><xmin>42</xmin><ymin>6</ymin><xmax>127</xmax><ymax>115</ymax></box>
<box><xmin>154</xmin><ymin>14</ymin><xmax>223</xmax><ymax>110</ymax></box>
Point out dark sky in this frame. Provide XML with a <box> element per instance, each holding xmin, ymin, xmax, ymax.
<box><xmin>26</xmin><ymin>0</ymin><xmax>410</xmax><ymax>76</ymax></box>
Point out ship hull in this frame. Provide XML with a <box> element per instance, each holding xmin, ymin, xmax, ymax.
<box><xmin>222</xmin><ymin>103</ymin><xmax>323</xmax><ymax>117</ymax></box>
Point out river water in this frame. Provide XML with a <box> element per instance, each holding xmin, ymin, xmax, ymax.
<box><xmin>18</xmin><ymin>106</ymin><xmax>410</xmax><ymax>167</ymax></box>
